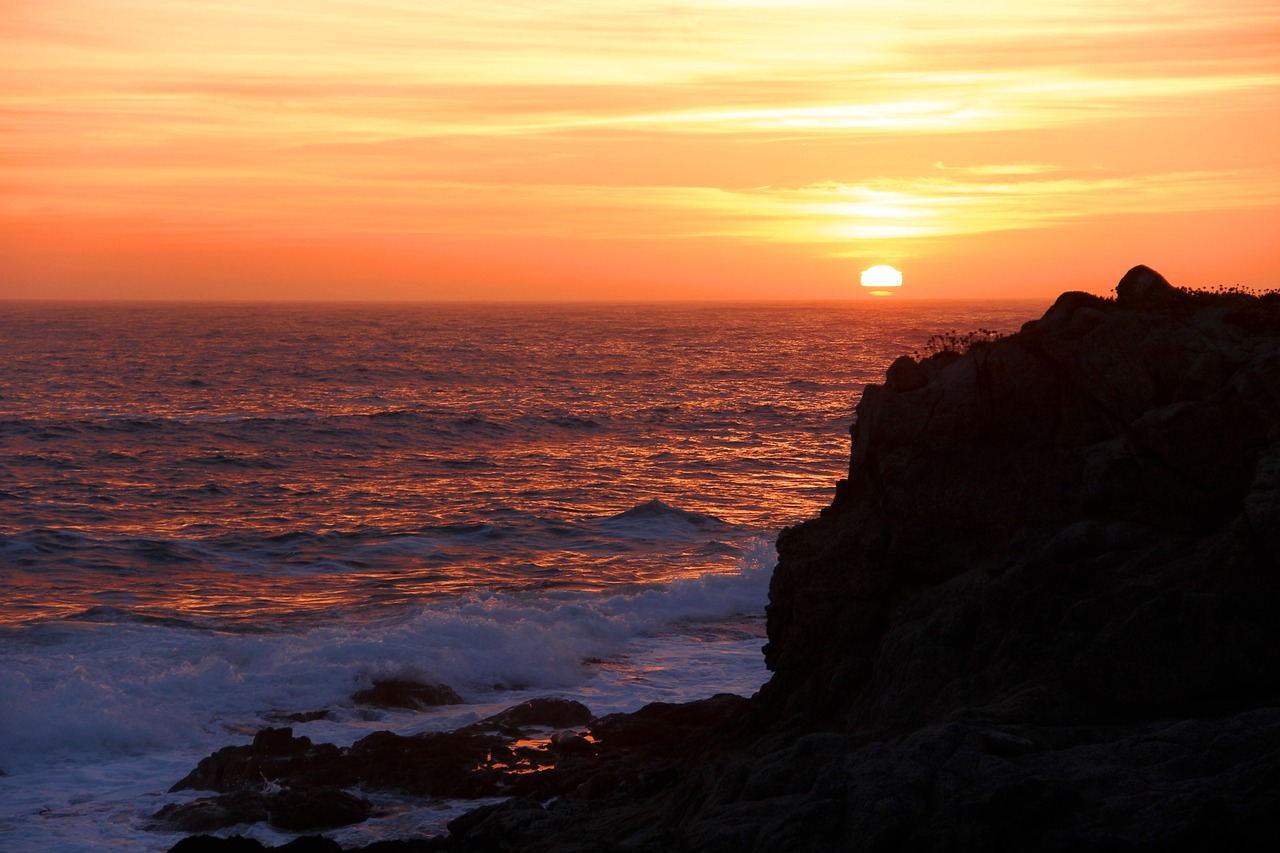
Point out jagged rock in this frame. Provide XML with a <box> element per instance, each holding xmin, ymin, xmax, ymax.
<box><xmin>163</xmin><ymin>698</ymin><xmax>603</xmax><ymax>842</ymax></box>
<box><xmin>760</xmin><ymin>270</ymin><xmax>1280</xmax><ymax>737</ymax></box>
<box><xmin>170</xmin><ymin>728</ymin><xmax>341</xmax><ymax>794</ymax></box>
<box><xmin>351</xmin><ymin>679</ymin><xmax>463</xmax><ymax>710</ymax></box>
<box><xmin>267</xmin><ymin>787</ymin><xmax>372</xmax><ymax>831</ymax></box>
<box><xmin>154</xmin><ymin>787</ymin><xmax>370</xmax><ymax>833</ymax></box>
<box><xmin>447</xmin><ymin>799</ymin><xmax>555</xmax><ymax>849</ymax></box>
<box><xmin>884</xmin><ymin>355</ymin><xmax>927</xmax><ymax>392</ymax></box>
<box><xmin>153</xmin><ymin>791</ymin><xmax>269</xmax><ymax>832</ymax></box>
<box><xmin>461</xmin><ymin>697</ymin><xmax>593</xmax><ymax>735</ymax></box>
<box><xmin>589</xmin><ymin>693</ymin><xmax>746</xmax><ymax>752</ymax></box>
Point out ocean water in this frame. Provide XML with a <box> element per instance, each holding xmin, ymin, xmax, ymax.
<box><xmin>0</xmin><ymin>299</ymin><xmax>1041</xmax><ymax>851</ymax></box>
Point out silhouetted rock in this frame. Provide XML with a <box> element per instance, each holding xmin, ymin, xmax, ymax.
<box><xmin>154</xmin><ymin>791</ymin><xmax>268</xmax><ymax>833</ymax></box>
<box><xmin>761</xmin><ymin>267</ymin><xmax>1280</xmax><ymax>734</ymax></box>
<box><xmin>351</xmin><ymin>679</ymin><xmax>463</xmax><ymax>710</ymax></box>
<box><xmin>154</xmin><ymin>787</ymin><xmax>370</xmax><ymax>833</ymax></box>
<box><xmin>170</xmin><ymin>728</ymin><xmax>340</xmax><ymax>794</ymax></box>
<box><xmin>1115</xmin><ymin>263</ymin><xmax>1179</xmax><ymax>305</ymax></box>
<box><xmin>269</xmin><ymin>787</ymin><xmax>372</xmax><ymax>831</ymax></box>
<box><xmin>460</xmin><ymin>697</ymin><xmax>592</xmax><ymax>735</ymax></box>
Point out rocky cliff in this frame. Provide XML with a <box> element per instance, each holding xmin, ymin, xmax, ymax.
<box><xmin>761</xmin><ymin>266</ymin><xmax>1280</xmax><ymax>737</ymax></box>
<box><xmin>169</xmin><ymin>268</ymin><xmax>1280</xmax><ymax>852</ymax></box>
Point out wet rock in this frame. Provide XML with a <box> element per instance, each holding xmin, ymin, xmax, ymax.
<box><xmin>267</xmin><ymin>787</ymin><xmax>371</xmax><ymax>831</ymax></box>
<box><xmin>462</xmin><ymin>697</ymin><xmax>592</xmax><ymax>735</ymax></box>
<box><xmin>165</xmin><ymin>697</ymin><xmax>604</xmax><ymax>839</ymax></box>
<box><xmin>447</xmin><ymin>798</ymin><xmax>555</xmax><ymax>849</ymax></box>
<box><xmin>590</xmin><ymin>693</ymin><xmax>747</xmax><ymax>752</ymax></box>
<box><xmin>341</xmin><ymin>728</ymin><xmax>505</xmax><ymax>798</ymax></box>
<box><xmin>549</xmin><ymin>730</ymin><xmax>596</xmax><ymax>757</ymax></box>
<box><xmin>170</xmin><ymin>728</ymin><xmax>342</xmax><ymax>794</ymax></box>
<box><xmin>153</xmin><ymin>791</ymin><xmax>268</xmax><ymax>832</ymax></box>
<box><xmin>154</xmin><ymin>787</ymin><xmax>370</xmax><ymax>833</ymax></box>
<box><xmin>351</xmin><ymin>679</ymin><xmax>463</xmax><ymax>710</ymax></box>
<box><xmin>168</xmin><ymin>836</ymin><xmax>268</xmax><ymax>853</ymax></box>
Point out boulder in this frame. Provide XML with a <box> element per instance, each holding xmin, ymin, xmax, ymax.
<box><xmin>351</xmin><ymin>679</ymin><xmax>463</xmax><ymax>710</ymax></box>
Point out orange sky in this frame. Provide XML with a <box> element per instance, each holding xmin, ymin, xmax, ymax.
<box><xmin>2</xmin><ymin>0</ymin><xmax>1278</xmax><ymax>301</ymax></box>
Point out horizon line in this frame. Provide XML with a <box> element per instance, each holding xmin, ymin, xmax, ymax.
<box><xmin>0</xmin><ymin>294</ymin><xmax>1064</xmax><ymax>307</ymax></box>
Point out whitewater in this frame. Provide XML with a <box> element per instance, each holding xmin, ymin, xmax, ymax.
<box><xmin>0</xmin><ymin>299</ymin><xmax>1040</xmax><ymax>851</ymax></box>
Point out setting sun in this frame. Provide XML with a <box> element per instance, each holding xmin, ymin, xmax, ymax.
<box><xmin>861</xmin><ymin>265</ymin><xmax>904</xmax><ymax>290</ymax></box>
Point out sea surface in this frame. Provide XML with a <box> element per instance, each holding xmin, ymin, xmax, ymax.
<box><xmin>0</xmin><ymin>299</ymin><xmax>1042</xmax><ymax>851</ymax></box>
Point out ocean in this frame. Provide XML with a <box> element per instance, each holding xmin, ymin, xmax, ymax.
<box><xmin>0</xmin><ymin>299</ymin><xmax>1041</xmax><ymax>851</ymax></box>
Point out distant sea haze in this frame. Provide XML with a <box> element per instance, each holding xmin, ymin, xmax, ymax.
<box><xmin>0</xmin><ymin>299</ymin><xmax>1038</xmax><ymax>851</ymax></box>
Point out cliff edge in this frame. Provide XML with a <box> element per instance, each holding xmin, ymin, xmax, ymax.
<box><xmin>762</xmin><ymin>266</ymin><xmax>1280</xmax><ymax>737</ymax></box>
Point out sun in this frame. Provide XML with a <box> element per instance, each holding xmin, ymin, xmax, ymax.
<box><xmin>860</xmin><ymin>265</ymin><xmax>903</xmax><ymax>290</ymax></box>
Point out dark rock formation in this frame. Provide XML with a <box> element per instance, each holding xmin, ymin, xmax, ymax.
<box><xmin>169</xmin><ymin>724</ymin><xmax>507</xmax><ymax>801</ymax></box>
<box><xmin>760</xmin><ymin>270</ymin><xmax>1280</xmax><ymax>736</ymax></box>
<box><xmin>163</xmin><ymin>694</ymin><xmax>745</xmax><ymax>850</ymax></box>
<box><xmin>168</xmin><ymin>268</ymin><xmax>1280</xmax><ymax>852</ymax></box>
<box><xmin>351</xmin><ymin>679</ymin><xmax>463</xmax><ymax>710</ymax></box>
<box><xmin>458</xmin><ymin>697</ymin><xmax>592</xmax><ymax>735</ymax></box>
<box><xmin>153</xmin><ymin>787</ymin><xmax>370</xmax><ymax>833</ymax></box>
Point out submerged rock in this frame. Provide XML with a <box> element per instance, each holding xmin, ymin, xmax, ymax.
<box><xmin>351</xmin><ymin>679</ymin><xmax>463</xmax><ymax>710</ymax></box>
<box><xmin>461</xmin><ymin>697</ymin><xmax>592</xmax><ymax>735</ymax></box>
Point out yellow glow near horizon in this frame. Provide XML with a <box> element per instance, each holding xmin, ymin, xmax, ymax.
<box><xmin>2</xmin><ymin>0</ymin><xmax>1278</xmax><ymax>300</ymax></box>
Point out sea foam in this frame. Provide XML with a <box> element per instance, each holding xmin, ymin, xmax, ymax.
<box><xmin>0</xmin><ymin>536</ymin><xmax>773</xmax><ymax>776</ymax></box>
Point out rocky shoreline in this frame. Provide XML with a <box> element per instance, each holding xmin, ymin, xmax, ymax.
<box><xmin>166</xmin><ymin>267</ymin><xmax>1280</xmax><ymax>852</ymax></box>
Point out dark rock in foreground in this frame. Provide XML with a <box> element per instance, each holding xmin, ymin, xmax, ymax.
<box><xmin>169</xmin><ymin>268</ymin><xmax>1280</xmax><ymax>851</ymax></box>
<box><xmin>163</xmin><ymin>693</ymin><xmax>744</xmax><ymax>843</ymax></box>
<box><xmin>153</xmin><ymin>786</ymin><xmax>371</xmax><ymax>833</ymax></box>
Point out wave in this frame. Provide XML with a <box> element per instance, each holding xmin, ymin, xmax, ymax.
<box><xmin>544</xmin><ymin>414</ymin><xmax>604</xmax><ymax>429</ymax></box>
<box><xmin>597</xmin><ymin>499</ymin><xmax>730</xmax><ymax>539</ymax></box>
<box><xmin>187</xmin><ymin>453</ymin><xmax>284</xmax><ymax>470</ymax></box>
<box><xmin>0</xmin><ymin>538</ymin><xmax>775</xmax><ymax>773</ymax></box>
